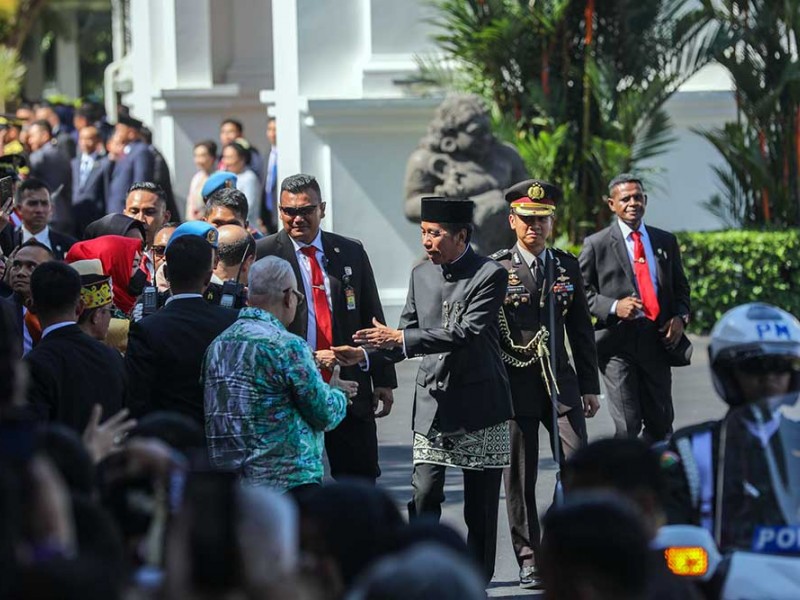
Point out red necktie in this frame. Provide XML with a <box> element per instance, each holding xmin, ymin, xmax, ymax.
<box><xmin>630</xmin><ymin>230</ymin><xmax>660</xmax><ymax>321</ymax></box>
<box><xmin>24</xmin><ymin>310</ymin><xmax>42</xmax><ymax>345</ymax></box>
<box><xmin>300</xmin><ymin>246</ymin><xmax>333</xmax><ymax>381</ymax></box>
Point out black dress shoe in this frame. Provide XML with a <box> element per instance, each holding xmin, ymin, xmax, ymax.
<box><xmin>519</xmin><ymin>565</ymin><xmax>544</xmax><ymax>589</ymax></box>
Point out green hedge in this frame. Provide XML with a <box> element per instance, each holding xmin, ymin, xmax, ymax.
<box><xmin>676</xmin><ymin>230</ymin><xmax>800</xmax><ymax>333</ymax></box>
<box><xmin>563</xmin><ymin>230</ymin><xmax>800</xmax><ymax>333</ymax></box>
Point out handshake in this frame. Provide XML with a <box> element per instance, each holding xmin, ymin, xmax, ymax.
<box><xmin>314</xmin><ymin>318</ymin><xmax>404</xmax><ymax>368</ymax></box>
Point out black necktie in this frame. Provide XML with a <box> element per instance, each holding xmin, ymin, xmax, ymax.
<box><xmin>534</xmin><ymin>256</ymin><xmax>545</xmax><ymax>289</ymax></box>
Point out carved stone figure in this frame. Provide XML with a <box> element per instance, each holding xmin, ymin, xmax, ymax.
<box><xmin>404</xmin><ymin>94</ymin><xmax>528</xmax><ymax>254</ymax></box>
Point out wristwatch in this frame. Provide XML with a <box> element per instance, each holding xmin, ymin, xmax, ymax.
<box><xmin>679</xmin><ymin>314</ymin><xmax>690</xmax><ymax>326</ymax></box>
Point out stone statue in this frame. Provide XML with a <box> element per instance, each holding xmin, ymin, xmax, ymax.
<box><xmin>404</xmin><ymin>94</ymin><xmax>528</xmax><ymax>254</ymax></box>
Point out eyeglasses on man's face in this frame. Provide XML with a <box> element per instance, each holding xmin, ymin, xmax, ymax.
<box><xmin>284</xmin><ymin>287</ymin><xmax>305</xmax><ymax>305</ymax></box>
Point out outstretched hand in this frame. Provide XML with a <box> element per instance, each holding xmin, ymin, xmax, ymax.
<box><xmin>332</xmin><ymin>345</ymin><xmax>366</xmax><ymax>367</ymax></box>
<box><xmin>353</xmin><ymin>318</ymin><xmax>403</xmax><ymax>350</ymax></box>
<box><xmin>330</xmin><ymin>364</ymin><xmax>358</xmax><ymax>402</ymax></box>
<box><xmin>315</xmin><ymin>349</ymin><xmax>338</xmax><ymax>369</ymax></box>
<box><xmin>82</xmin><ymin>405</ymin><xmax>138</xmax><ymax>464</ymax></box>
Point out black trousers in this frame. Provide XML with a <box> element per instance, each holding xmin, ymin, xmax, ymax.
<box><xmin>600</xmin><ymin>323</ymin><xmax>673</xmax><ymax>442</ymax></box>
<box><xmin>503</xmin><ymin>408</ymin><xmax>586</xmax><ymax>568</ymax></box>
<box><xmin>325</xmin><ymin>413</ymin><xmax>380</xmax><ymax>483</ymax></box>
<box><xmin>408</xmin><ymin>462</ymin><xmax>503</xmax><ymax>583</ymax></box>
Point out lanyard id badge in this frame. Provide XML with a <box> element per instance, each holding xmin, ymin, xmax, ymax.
<box><xmin>343</xmin><ymin>267</ymin><xmax>356</xmax><ymax>311</ymax></box>
<box><xmin>345</xmin><ymin>286</ymin><xmax>356</xmax><ymax>311</ymax></box>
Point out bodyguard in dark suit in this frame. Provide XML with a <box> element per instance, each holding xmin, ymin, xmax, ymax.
<box><xmin>255</xmin><ymin>175</ymin><xmax>397</xmax><ymax>482</ymax></box>
<box><xmin>0</xmin><ymin>178</ymin><xmax>76</xmax><ymax>260</ymax></box>
<box><xmin>71</xmin><ymin>125</ymin><xmax>111</xmax><ymax>237</ymax></box>
<box><xmin>0</xmin><ymin>295</ymin><xmax>22</xmax><ymax>357</ymax></box>
<box><xmin>339</xmin><ymin>197</ymin><xmax>513</xmax><ymax>582</ymax></box>
<box><xmin>579</xmin><ymin>173</ymin><xmax>691</xmax><ymax>441</ymax></box>
<box><xmin>126</xmin><ymin>224</ymin><xmax>238</xmax><ymax>431</ymax></box>
<box><xmin>107</xmin><ymin>115</ymin><xmax>155</xmax><ymax>214</ymax></box>
<box><xmin>491</xmin><ymin>180</ymin><xmax>600</xmax><ymax>589</ymax></box>
<box><xmin>27</xmin><ymin>120</ymin><xmax>73</xmax><ymax>236</ymax></box>
<box><xmin>23</xmin><ymin>262</ymin><xmax>125</xmax><ymax>432</ymax></box>
<box><xmin>139</xmin><ymin>126</ymin><xmax>181</xmax><ymax>224</ymax></box>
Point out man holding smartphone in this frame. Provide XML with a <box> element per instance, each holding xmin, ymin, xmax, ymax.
<box><xmin>0</xmin><ymin>178</ymin><xmax>76</xmax><ymax>261</ymax></box>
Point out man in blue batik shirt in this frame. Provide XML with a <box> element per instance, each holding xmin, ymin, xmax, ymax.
<box><xmin>203</xmin><ymin>255</ymin><xmax>354</xmax><ymax>492</ymax></box>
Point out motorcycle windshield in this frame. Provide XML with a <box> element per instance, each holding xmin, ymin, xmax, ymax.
<box><xmin>718</xmin><ymin>393</ymin><xmax>800</xmax><ymax>553</ymax></box>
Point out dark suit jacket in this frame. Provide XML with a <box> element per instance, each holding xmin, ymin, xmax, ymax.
<box><xmin>372</xmin><ymin>247</ymin><xmax>513</xmax><ymax>435</ymax></box>
<box><xmin>578</xmin><ymin>221</ymin><xmax>691</xmax><ymax>360</ymax></box>
<box><xmin>0</xmin><ymin>226</ymin><xmax>76</xmax><ymax>261</ymax></box>
<box><xmin>55</xmin><ymin>128</ymin><xmax>77</xmax><ymax>160</ymax></box>
<box><xmin>71</xmin><ymin>155</ymin><xmax>112</xmax><ymax>237</ymax></box>
<box><xmin>256</xmin><ymin>229</ymin><xmax>398</xmax><ymax>419</ymax></box>
<box><xmin>494</xmin><ymin>245</ymin><xmax>599</xmax><ymax>418</ymax></box>
<box><xmin>23</xmin><ymin>324</ymin><xmax>126</xmax><ymax>431</ymax></box>
<box><xmin>71</xmin><ymin>154</ymin><xmax>111</xmax><ymax>209</ymax></box>
<box><xmin>125</xmin><ymin>297</ymin><xmax>238</xmax><ymax>428</ymax></box>
<box><xmin>30</xmin><ymin>142</ymin><xmax>73</xmax><ymax>235</ymax></box>
<box><xmin>108</xmin><ymin>141</ymin><xmax>155</xmax><ymax>214</ymax></box>
<box><xmin>0</xmin><ymin>295</ymin><xmax>22</xmax><ymax>358</ymax></box>
<box><xmin>151</xmin><ymin>146</ymin><xmax>180</xmax><ymax>222</ymax></box>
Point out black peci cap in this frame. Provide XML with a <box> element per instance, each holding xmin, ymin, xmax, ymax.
<box><xmin>420</xmin><ymin>197</ymin><xmax>474</xmax><ymax>223</ymax></box>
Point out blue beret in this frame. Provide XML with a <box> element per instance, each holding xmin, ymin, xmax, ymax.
<box><xmin>166</xmin><ymin>221</ymin><xmax>219</xmax><ymax>250</ymax></box>
<box><xmin>201</xmin><ymin>171</ymin><xmax>237</xmax><ymax>200</ymax></box>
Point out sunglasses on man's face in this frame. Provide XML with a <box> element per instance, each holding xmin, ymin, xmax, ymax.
<box><xmin>151</xmin><ymin>245</ymin><xmax>166</xmax><ymax>257</ymax></box>
<box><xmin>280</xmin><ymin>205</ymin><xmax>321</xmax><ymax>218</ymax></box>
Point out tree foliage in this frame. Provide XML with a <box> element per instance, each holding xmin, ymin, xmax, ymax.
<box><xmin>0</xmin><ymin>45</ymin><xmax>25</xmax><ymax>112</ymax></box>
<box><xmin>695</xmin><ymin>0</ymin><xmax>800</xmax><ymax>228</ymax></box>
<box><xmin>676</xmin><ymin>230</ymin><xmax>800</xmax><ymax>332</ymax></box>
<box><xmin>421</xmin><ymin>0</ymin><xmax>720</xmax><ymax>241</ymax></box>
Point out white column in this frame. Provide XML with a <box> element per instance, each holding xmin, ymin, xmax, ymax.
<box><xmin>127</xmin><ymin>0</ymin><xmax>155</xmax><ymax>124</ymax></box>
<box><xmin>55</xmin><ymin>10</ymin><xmax>80</xmax><ymax>98</ymax></box>
<box><xmin>174</xmin><ymin>0</ymin><xmax>213</xmax><ymax>88</ymax></box>
<box><xmin>110</xmin><ymin>0</ymin><xmax>127</xmax><ymax>61</ymax></box>
<box><xmin>271</xmin><ymin>0</ymin><xmax>302</xmax><ymax>178</ymax></box>
<box><xmin>23</xmin><ymin>24</ymin><xmax>45</xmax><ymax>100</ymax></box>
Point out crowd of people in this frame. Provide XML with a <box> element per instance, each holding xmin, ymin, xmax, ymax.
<box><xmin>0</xmin><ymin>101</ymin><xmax>799</xmax><ymax>599</ymax></box>
<box><xmin>0</xmin><ymin>101</ymin><xmax>278</xmax><ymax>239</ymax></box>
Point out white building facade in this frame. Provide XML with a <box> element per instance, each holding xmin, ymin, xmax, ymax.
<box><xmin>108</xmin><ymin>0</ymin><xmax>734</xmax><ymax>324</ymax></box>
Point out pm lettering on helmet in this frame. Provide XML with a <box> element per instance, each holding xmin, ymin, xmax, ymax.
<box><xmin>756</xmin><ymin>322</ymin><xmax>793</xmax><ymax>340</ymax></box>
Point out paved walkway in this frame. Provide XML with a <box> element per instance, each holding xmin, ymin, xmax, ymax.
<box><xmin>370</xmin><ymin>335</ymin><xmax>726</xmax><ymax>598</ymax></box>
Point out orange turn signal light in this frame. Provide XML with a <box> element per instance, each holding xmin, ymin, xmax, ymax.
<box><xmin>664</xmin><ymin>546</ymin><xmax>709</xmax><ymax>577</ymax></box>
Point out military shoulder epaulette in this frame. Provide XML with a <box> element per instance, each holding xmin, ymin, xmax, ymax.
<box><xmin>552</xmin><ymin>247</ymin><xmax>577</xmax><ymax>259</ymax></box>
<box><xmin>490</xmin><ymin>249</ymin><xmax>511</xmax><ymax>261</ymax></box>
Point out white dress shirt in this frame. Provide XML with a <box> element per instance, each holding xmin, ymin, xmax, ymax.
<box><xmin>79</xmin><ymin>153</ymin><xmax>96</xmax><ymax>188</ymax></box>
<box><xmin>290</xmin><ymin>231</ymin><xmax>333</xmax><ymax>349</ymax></box>
<box><xmin>22</xmin><ymin>305</ymin><xmax>33</xmax><ymax>355</ymax></box>
<box><xmin>165</xmin><ymin>293</ymin><xmax>203</xmax><ymax>305</ymax></box>
<box><xmin>41</xmin><ymin>321</ymin><xmax>75</xmax><ymax>338</ymax></box>
<box><xmin>21</xmin><ymin>224</ymin><xmax>51</xmax><ymax>249</ymax></box>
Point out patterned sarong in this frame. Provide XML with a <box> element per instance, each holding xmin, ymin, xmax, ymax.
<box><xmin>412</xmin><ymin>419</ymin><xmax>510</xmax><ymax>471</ymax></box>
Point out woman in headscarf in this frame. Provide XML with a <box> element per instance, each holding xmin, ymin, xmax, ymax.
<box><xmin>83</xmin><ymin>214</ymin><xmax>146</xmax><ymax>243</ymax></box>
<box><xmin>66</xmin><ymin>235</ymin><xmax>147</xmax><ymax>316</ymax></box>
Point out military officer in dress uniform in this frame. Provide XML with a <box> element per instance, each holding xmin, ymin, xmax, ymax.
<box><xmin>490</xmin><ymin>179</ymin><xmax>601</xmax><ymax>589</ymax></box>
